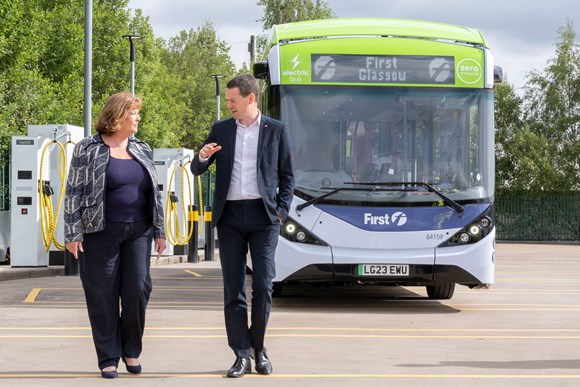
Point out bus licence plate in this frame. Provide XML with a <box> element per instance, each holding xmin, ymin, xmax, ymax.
<box><xmin>358</xmin><ymin>264</ymin><xmax>409</xmax><ymax>276</ymax></box>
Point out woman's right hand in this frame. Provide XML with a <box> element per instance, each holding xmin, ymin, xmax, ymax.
<box><xmin>65</xmin><ymin>241</ymin><xmax>84</xmax><ymax>260</ymax></box>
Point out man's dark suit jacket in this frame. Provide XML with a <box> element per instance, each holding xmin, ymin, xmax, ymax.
<box><xmin>190</xmin><ymin>115</ymin><xmax>295</xmax><ymax>228</ymax></box>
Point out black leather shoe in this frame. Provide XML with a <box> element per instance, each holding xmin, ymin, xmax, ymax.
<box><xmin>122</xmin><ymin>357</ymin><xmax>142</xmax><ymax>374</ymax></box>
<box><xmin>100</xmin><ymin>368</ymin><xmax>118</xmax><ymax>379</ymax></box>
<box><xmin>254</xmin><ymin>349</ymin><xmax>273</xmax><ymax>375</ymax></box>
<box><xmin>227</xmin><ymin>357</ymin><xmax>251</xmax><ymax>378</ymax></box>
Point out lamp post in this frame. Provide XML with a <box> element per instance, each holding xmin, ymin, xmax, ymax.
<box><xmin>84</xmin><ymin>0</ymin><xmax>92</xmax><ymax>137</ymax></box>
<box><xmin>122</xmin><ymin>34</ymin><xmax>141</xmax><ymax>95</ymax></box>
<box><xmin>208</xmin><ymin>74</ymin><xmax>225</xmax><ymax>121</ymax></box>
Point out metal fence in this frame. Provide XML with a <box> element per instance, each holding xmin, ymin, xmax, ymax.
<box><xmin>197</xmin><ymin>172</ymin><xmax>215</xmax><ymax>210</ymax></box>
<box><xmin>0</xmin><ymin>151</ymin><xmax>9</xmax><ymax>212</ymax></box>
<box><xmin>495</xmin><ymin>192</ymin><xmax>580</xmax><ymax>242</ymax></box>
<box><xmin>0</xmin><ymin>146</ymin><xmax>578</xmax><ymax>242</ymax></box>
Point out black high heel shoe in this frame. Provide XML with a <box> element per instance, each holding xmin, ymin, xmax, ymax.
<box><xmin>122</xmin><ymin>357</ymin><xmax>142</xmax><ymax>374</ymax></box>
<box><xmin>100</xmin><ymin>367</ymin><xmax>118</xmax><ymax>379</ymax></box>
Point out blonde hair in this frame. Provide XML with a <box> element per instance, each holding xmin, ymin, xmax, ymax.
<box><xmin>94</xmin><ymin>92</ymin><xmax>142</xmax><ymax>135</ymax></box>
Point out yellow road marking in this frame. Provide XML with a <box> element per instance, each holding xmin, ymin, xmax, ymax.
<box><xmin>153</xmin><ymin>277</ymin><xmax>223</xmax><ymax>281</ymax></box>
<box><xmin>0</xmin><ymin>373</ymin><xmax>578</xmax><ymax>379</ymax></box>
<box><xmin>155</xmin><ymin>286</ymin><xmax>223</xmax><ymax>292</ymax></box>
<box><xmin>183</xmin><ymin>269</ymin><xmax>203</xmax><ymax>277</ymax></box>
<box><xmin>1</xmin><ymin>334</ymin><xmax>580</xmax><ymax>339</ymax></box>
<box><xmin>11</xmin><ymin>302</ymin><xmax>580</xmax><ymax>311</ymax></box>
<box><xmin>23</xmin><ymin>288</ymin><xmax>42</xmax><ymax>303</ymax></box>
<box><xmin>1</xmin><ymin>327</ymin><xmax>580</xmax><ymax>332</ymax></box>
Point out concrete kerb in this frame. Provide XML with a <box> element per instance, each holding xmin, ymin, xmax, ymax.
<box><xmin>0</xmin><ymin>265</ymin><xmax>64</xmax><ymax>281</ymax></box>
<box><xmin>0</xmin><ymin>250</ymin><xmax>221</xmax><ymax>281</ymax></box>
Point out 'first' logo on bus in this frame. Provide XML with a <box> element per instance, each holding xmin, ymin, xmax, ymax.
<box><xmin>364</xmin><ymin>212</ymin><xmax>408</xmax><ymax>226</ymax></box>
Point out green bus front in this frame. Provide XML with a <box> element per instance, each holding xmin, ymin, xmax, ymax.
<box><xmin>255</xmin><ymin>19</ymin><xmax>501</xmax><ymax>299</ymax></box>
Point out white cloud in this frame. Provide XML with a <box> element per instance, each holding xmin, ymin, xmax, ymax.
<box><xmin>128</xmin><ymin>0</ymin><xmax>579</xmax><ymax>89</ymax></box>
<box><xmin>129</xmin><ymin>0</ymin><xmax>262</xmax><ymax>67</ymax></box>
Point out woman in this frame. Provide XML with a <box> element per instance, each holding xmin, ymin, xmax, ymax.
<box><xmin>64</xmin><ymin>92</ymin><xmax>166</xmax><ymax>378</ymax></box>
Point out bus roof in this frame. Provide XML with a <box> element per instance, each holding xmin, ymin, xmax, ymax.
<box><xmin>269</xmin><ymin>18</ymin><xmax>488</xmax><ymax>48</ymax></box>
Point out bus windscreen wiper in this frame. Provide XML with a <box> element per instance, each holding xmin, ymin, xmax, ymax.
<box><xmin>296</xmin><ymin>182</ymin><xmax>464</xmax><ymax>213</ymax></box>
<box><xmin>347</xmin><ymin>181</ymin><xmax>464</xmax><ymax>213</ymax></box>
<box><xmin>296</xmin><ymin>187</ymin><xmax>380</xmax><ymax>211</ymax></box>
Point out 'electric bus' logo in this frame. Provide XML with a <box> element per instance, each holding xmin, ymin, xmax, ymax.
<box><xmin>291</xmin><ymin>54</ymin><xmax>300</xmax><ymax>70</ymax></box>
<box><xmin>314</xmin><ymin>56</ymin><xmax>336</xmax><ymax>80</ymax></box>
<box><xmin>364</xmin><ymin>212</ymin><xmax>408</xmax><ymax>227</ymax></box>
<box><xmin>429</xmin><ymin>58</ymin><xmax>452</xmax><ymax>82</ymax></box>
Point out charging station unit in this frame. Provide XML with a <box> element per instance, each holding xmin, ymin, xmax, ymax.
<box><xmin>10</xmin><ymin>124</ymin><xmax>84</xmax><ymax>267</ymax></box>
<box><xmin>153</xmin><ymin>148</ymin><xmax>196</xmax><ymax>256</ymax></box>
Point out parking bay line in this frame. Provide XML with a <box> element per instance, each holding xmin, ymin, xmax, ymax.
<box><xmin>0</xmin><ymin>373</ymin><xmax>578</xmax><ymax>380</ymax></box>
<box><xmin>23</xmin><ymin>288</ymin><xmax>42</xmax><ymax>303</ymax></box>
<box><xmin>2</xmin><ymin>333</ymin><xmax>580</xmax><ymax>340</ymax></box>
<box><xmin>2</xmin><ymin>327</ymin><xmax>580</xmax><ymax>333</ymax></box>
<box><xmin>183</xmin><ymin>269</ymin><xmax>203</xmax><ymax>277</ymax></box>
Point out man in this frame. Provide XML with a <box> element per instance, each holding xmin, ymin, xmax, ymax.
<box><xmin>191</xmin><ymin>74</ymin><xmax>295</xmax><ymax>377</ymax></box>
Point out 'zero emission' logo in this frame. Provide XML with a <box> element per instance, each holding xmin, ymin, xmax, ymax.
<box><xmin>457</xmin><ymin>58</ymin><xmax>482</xmax><ymax>84</ymax></box>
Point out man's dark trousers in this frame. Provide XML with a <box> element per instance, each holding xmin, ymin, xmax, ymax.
<box><xmin>217</xmin><ymin>199</ymin><xmax>279</xmax><ymax>358</ymax></box>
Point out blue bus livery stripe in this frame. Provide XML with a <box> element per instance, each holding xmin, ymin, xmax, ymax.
<box><xmin>316</xmin><ymin>203</ymin><xmax>490</xmax><ymax>232</ymax></box>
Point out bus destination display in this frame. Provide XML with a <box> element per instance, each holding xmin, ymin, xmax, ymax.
<box><xmin>311</xmin><ymin>54</ymin><xmax>455</xmax><ymax>85</ymax></box>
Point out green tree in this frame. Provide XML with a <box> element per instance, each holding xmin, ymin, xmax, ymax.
<box><xmin>0</xmin><ymin>0</ymin><xmax>186</xmax><ymax>150</ymax></box>
<box><xmin>37</xmin><ymin>0</ymin><xmax>85</xmax><ymax>125</ymax></box>
<box><xmin>524</xmin><ymin>19</ymin><xmax>580</xmax><ymax>189</ymax></box>
<box><xmin>92</xmin><ymin>0</ymin><xmax>136</xmax><ymax>106</ymax></box>
<box><xmin>494</xmin><ymin>80</ymin><xmax>524</xmax><ymax>189</ymax></box>
<box><xmin>0</xmin><ymin>0</ymin><xmax>147</xmax><ymax>153</ymax></box>
<box><xmin>254</xmin><ymin>0</ymin><xmax>335</xmax><ymax>62</ymax></box>
<box><xmin>0</xmin><ymin>0</ymin><xmax>59</xmax><ymax>154</ymax></box>
<box><xmin>499</xmin><ymin>126</ymin><xmax>563</xmax><ymax>190</ymax></box>
<box><xmin>162</xmin><ymin>22</ymin><xmax>236</xmax><ymax>151</ymax></box>
<box><xmin>257</xmin><ymin>0</ymin><xmax>335</xmax><ymax>30</ymax></box>
<box><xmin>125</xmin><ymin>9</ymin><xmax>185</xmax><ymax>149</ymax></box>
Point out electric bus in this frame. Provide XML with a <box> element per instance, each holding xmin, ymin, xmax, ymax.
<box><xmin>253</xmin><ymin>18</ymin><xmax>502</xmax><ymax>299</ymax></box>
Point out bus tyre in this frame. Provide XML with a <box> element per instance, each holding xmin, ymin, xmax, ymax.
<box><xmin>426</xmin><ymin>283</ymin><xmax>455</xmax><ymax>299</ymax></box>
<box><xmin>272</xmin><ymin>282</ymin><xmax>283</xmax><ymax>298</ymax></box>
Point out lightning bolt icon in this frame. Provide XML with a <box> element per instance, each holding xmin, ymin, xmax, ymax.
<box><xmin>291</xmin><ymin>54</ymin><xmax>300</xmax><ymax>70</ymax></box>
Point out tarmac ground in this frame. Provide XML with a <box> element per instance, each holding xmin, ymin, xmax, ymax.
<box><xmin>0</xmin><ymin>243</ymin><xmax>578</xmax><ymax>386</ymax></box>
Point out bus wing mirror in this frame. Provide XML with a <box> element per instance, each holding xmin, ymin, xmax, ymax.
<box><xmin>494</xmin><ymin>66</ymin><xmax>503</xmax><ymax>84</ymax></box>
<box><xmin>253</xmin><ymin>61</ymin><xmax>269</xmax><ymax>80</ymax></box>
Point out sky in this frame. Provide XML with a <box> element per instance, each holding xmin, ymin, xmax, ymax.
<box><xmin>127</xmin><ymin>0</ymin><xmax>580</xmax><ymax>92</ymax></box>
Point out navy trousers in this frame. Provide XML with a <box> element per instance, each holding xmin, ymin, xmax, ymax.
<box><xmin>79</xmin><ymin>220</ymin><xmax>153</xmax><ymax>370</ymax></box>
<box><xmin>217</xmin><ymin>199</ymin><xmax>279</xmax><ymax>358</ymax></box>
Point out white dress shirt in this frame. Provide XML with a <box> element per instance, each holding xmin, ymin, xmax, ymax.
<box><xmin>226</xmin><ymin>114</ymin><xmax>262</xmax><ymax>200</ymax></box>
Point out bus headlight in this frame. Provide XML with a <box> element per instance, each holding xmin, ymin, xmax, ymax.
<box><xmin>280</xmin><ymin>216</ymin><xmax>328</xmax><ymax>246</ymax></box>
<box><xmin>468</xmin><ymin>224</ymin><xmax>481</xmax><ymax>236</ymax></box>
<box><xmin>285</xmin><ymin>223</ymin><xmax>297</xmax><ymax>234</ymax></box>
<box><xmin>296</xmin><ymin>230</ymin><xmax>307</xmax><ymax>242</ymax></box>
<box><xmin>438</xmin><ymin>205</ymin><xmax>494</xmax><ymax>247</ymax></box>
<box><xmin>479</xmin><ymin>216</ymin><xmax>492</xmax><ymax>229</ymax></box>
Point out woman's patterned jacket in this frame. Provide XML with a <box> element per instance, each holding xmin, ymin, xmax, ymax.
<box><xmin>64</xmin><ymin>133</ymin><xmax>166</xmax><ymax>243</ymax></box>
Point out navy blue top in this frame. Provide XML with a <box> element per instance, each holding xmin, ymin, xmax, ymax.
<box><xmin>105</xmin><ymin>157</ymin><xmax>152</xmax><ymax>223</ymax></box>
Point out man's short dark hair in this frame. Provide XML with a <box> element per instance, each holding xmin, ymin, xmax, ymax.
<box><xmin>226</xmin><ymin>74</ymin><xmax>259</xmax><ymax>99</ymax></box>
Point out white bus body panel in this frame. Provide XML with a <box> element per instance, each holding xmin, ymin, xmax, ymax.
<box><xmin>435</xmin><ymin>229</ymin><xmax>495</xmax><ymax>284</ymax></box>
<box><xmin>274</xmin><ymin>239</ymin><xmax>332</xmax><ymax>282</ymax></box>
<box><xmin>274</xmin><ymin>199</ymin><xmax>495</xmax><ymax>285</ymax></box>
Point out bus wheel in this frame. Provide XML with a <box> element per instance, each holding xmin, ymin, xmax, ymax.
<box><xmin>272</xmin><ymin>282</ymin><xmax>283</xmax><ymax>298</ymax></box>
<box><xmin>426</xmin><ymin>283</ymin><xmax>455</xmax><ymax>299</ymax></box>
